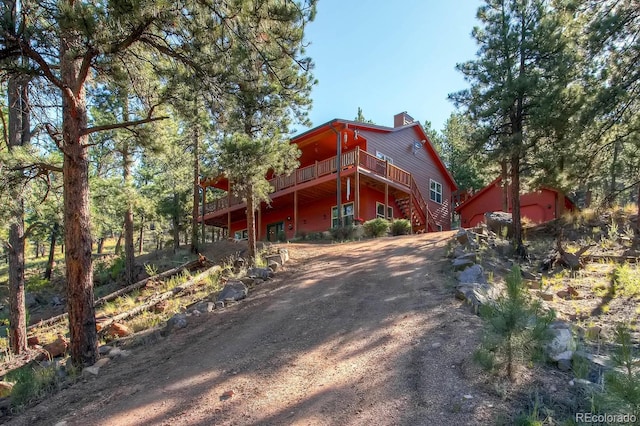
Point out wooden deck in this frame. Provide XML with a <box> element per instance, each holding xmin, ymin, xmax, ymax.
<box><xmin>202</xmin><ymin>147</ymin><xmax>437</xmax><ymax>231</ymax></box>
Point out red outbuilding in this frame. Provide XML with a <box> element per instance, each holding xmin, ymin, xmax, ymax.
<box><xmin>454</xmin><ymin>176</ymin><xmax>576</xmax><ymax>228</ymax></box>
<box><xmin>199</xmin><ymin>112</ymin><xmax>458</xmax><ymax>241</ymax></box>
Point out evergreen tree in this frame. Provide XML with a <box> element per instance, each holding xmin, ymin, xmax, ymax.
<box><xmin>451</xmin><ymin>0</ymin><xmax>579</xmax><ymax>257</ymax></box>
<box><xmin>354</xmin><ymin>107</ymin><xmax>374</xmax><ymax>124</ymax></box>
<box><xmin>0</xmin><ymin>0</ymin><xmax>316</xmax><ymax>366</ymax></box>
<box><xmin>475</xmin><ymin>266</ymin><xmax>554</xmax><ymax>380</ymax></box>
<box><xmin>216</xmin><ymin>0</ymin><xmax>316</xmax><ymax>262</ymax></box>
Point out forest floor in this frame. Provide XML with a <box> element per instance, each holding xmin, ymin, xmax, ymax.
<box><xmin>1</xmin><ymin>209</ymin><xmax>639</xmax><ymax>425</ymax></box>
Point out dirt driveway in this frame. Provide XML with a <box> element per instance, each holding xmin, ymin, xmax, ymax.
<box><xmin>7</xmin><ymin>232</ymin><xmax>503</xmax><ymax>425</ymax></box>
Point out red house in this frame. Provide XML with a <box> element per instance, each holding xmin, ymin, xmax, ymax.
<box><xmin>455</xmin><ymin>176</ymin><xmax>576</xmax><ymax>228</ymax></box>
<box><xmin>199</xmin><ymin>112</ymin><xmax>457</xmax><ymax>241</ymax></box>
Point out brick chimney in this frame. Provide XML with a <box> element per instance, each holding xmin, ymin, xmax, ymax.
<box><xmin>393</xmin><ymin>111</ymin><xmax>415</xmax><ymax>127</ymax></box>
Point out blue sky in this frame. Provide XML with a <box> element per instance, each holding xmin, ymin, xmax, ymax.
<box><xmin>300</xmin><ymin>0</ymin><xmax>482</xmax><ymax>133</ymax></box>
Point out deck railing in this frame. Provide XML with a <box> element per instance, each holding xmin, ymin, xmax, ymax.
<box><xmin>205</xmin><ymin>148</ymin><xmax>423</xmax><ymax>216</ymax></box>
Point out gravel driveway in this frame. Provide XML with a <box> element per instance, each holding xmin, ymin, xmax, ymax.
<box><xmin>7</xmin><ymin>232</ymin><xmax>503</xmax><ymax>426</ymax></box>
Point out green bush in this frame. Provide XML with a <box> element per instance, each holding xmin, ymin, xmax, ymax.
<box><xmin>390</xmin><ymin>219</ymin><xmax>411</xmax><ymax>236</ymax></box>
<box><xmin>363</xmin><ymin>218</ymin><xmax>390</xmax><ymax>238</ymax></box>
<box><xmin>330</xmin><ymin>225</ymin><xmax>357</xmax><ymax>241</ymax></box>
<box><xmin>7</xmin><ymin>364</ymin><xmax>59</xmax><ymax>408</ymax></box>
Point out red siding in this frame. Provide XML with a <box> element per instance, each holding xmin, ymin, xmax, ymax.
<box><xmin>360</xmin><ymin>126</ymin><xmax>454</xmax><ymax>230</ymax></box>
<box><xmin>229</xmin><ymin>184</ymin><xmax>402</xmax><ymax>239</ymax></box>
<box><xmin>457</xmin><ymin>182</ymin><xmax>569</xmax><ymax>228</ymax></box>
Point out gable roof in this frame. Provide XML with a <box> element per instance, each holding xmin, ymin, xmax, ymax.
<box><xmin>454</xmin><ymin>176</ymin><xmax>503</xmax><ymax>213</ymax></box>
<box><xmin>291</xmin><ymin>119</ymin><xmax>458</xmax><ymax>191</ymax></box>
<box><xmin>454</xmin><ymin>175</ymin><xmax>575</xmax><ymax>213</ymax></box>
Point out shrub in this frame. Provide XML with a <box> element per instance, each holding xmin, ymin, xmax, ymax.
<box><xmin>7</xmin><ymin>364</ymin><xmax>60</xmax><ymax>408</ymax></box>
<box><xmin>330</xmin><ymin>225</ymin><xmax>357</xmax><ymax>241</ymax></box>
<box><xmin>390</xmin><ymin>219</ymin><xmax>411</xmax><ymax>236</ymax></box>
<box><xmin>363</xmin><ymin>218</ymin><xmax>390</xmax><ymax>238</ymax></box>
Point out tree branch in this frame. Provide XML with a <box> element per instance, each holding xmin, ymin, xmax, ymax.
<box><xmin>82</xmin><ymin>115</ymin><xmax>168</xmax><ymax>136</ymax></box>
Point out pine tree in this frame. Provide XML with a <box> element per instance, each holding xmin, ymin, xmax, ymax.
<box><xmin>451</xmin><ymin>0</ymin><xmax>580</xmax><ymax>257</ymax></box>
<box><xmin>216</xmin><ymin>0</ymin><xmax>316</xmax><ymax>262</ymax></box>
<box><xmin>475</xmin><ymin>266</ymin><xmax>554</xmax><ymax>380</ymax></box>
<box><xmin>0</xmin><ymin>0</ymin><xmax>315</xmax><ymax>366</ymax></box>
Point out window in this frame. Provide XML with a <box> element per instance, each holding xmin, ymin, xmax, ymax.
<box><xmin>375</xmin><ymin>151</ymin><xmax>394</xmax><ymax>164</ymax></box>
<box><xmin>376</xmin><ymin>202</ymin><xmax>393</xmax><ymax>219</ymax></box>
<box><xmin>234</xmin><ymin>229</ymin><xmax>248</xmax><ymax>240</ymax></box>
<box><xmin>331</xmin><ymin>202</ymin><xmax>354</xmax><ymax>227</ymax></box>
<box><xmin>430</xmin><ymin>180</ymin><xmax>443</xmax><ymax>204</ymax></box>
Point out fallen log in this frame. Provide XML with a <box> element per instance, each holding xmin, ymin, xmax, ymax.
<box><xmin>582</xmin><ymin>254</ymin><xmax>639</xmax><ymax>264</ymax></box>
<box><xmin>27</xmin><ymin>256</ymin><xmax>210</xmax><ymax>332</ymax></box>
<box><xmin>97</xmin><ymin>265</ymin><xmax>221</xmax><ymax>335</ymax></box>
<box><xmin>94</xmin><ymin>257</ymin><xmax>208</xmax><ymax>307</ymax></box>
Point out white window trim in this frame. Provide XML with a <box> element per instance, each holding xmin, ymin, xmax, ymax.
<box><xmin>331</xmin><ymin>202</ymin><xmax>354</xmax><ymax>227</ymax></box>
<box><xmin>375</xmin><ymin>151</ymin><xmax>394</xmax><ymax>164</ymax></box>
<box><xmin>430</xmin><ymin>179</ymin><xmax>443</xmax><ymax>204</ymax></box>
<box><xmin>376</xmin><ymin>202</ymin><xmax>393</xmax><ymax>219</ymax></box>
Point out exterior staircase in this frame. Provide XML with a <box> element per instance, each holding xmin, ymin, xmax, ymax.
<box><xmin>396</xmin><ymin>178</ymin><xmax>438</xmax><ymax>233</ymax></box>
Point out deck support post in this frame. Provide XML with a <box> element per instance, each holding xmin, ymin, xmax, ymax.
<box><xmin>385</xmin><ymin>183</ymin><xmax>389</xmax><ymax>220</ymax></box>
<box><xmin>355</xmin><ymin>169</ymin><xmax>360</xmax><ymax>222</ymax></box>
<box><xmin>294</xmin><ymin>191</ymin><xmax>298</xmax><ymax>237</ymax></box>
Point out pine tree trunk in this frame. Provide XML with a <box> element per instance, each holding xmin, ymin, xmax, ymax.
<box><xmin>44</xmin><ymin>223</ymin><xmax>59</xmax><ymax>280</ymax></box>
<box><xmin>191</xmin><ymin>123</ymin><xmax>200</xmax><ymax>254</ymax></box>
<box><xmin>61</xmin><ymin>33</ymin><xmax>98</xmax><ymax>367</ymax></box>
<box><xmin>246</xmin><ymin>187</ymin><xmax>257</xmax><ymax>263</ymax></box>
<box><xmin>173</xmin><ymin>192</ymin><xmax>180</xmax><ymax>252</ymax></box>
<box><xmin>608</xmin><ymin>140</ymin><xmax>620</xmax><ymax>207</ymax></box>
<box><xmin>138</xmin><ymin>217</ymin><xmax>144</xmax><ymax>255</ymax></box>
<box><xmin>511</xmin><ymin>155</ymin><xmax>525</xmax><ymax>258</ymax></box>
<box><xmin>501</xmin><ymin>160</ymin><xmax>509</xmax><ymax>211</ymax></box>
<box><xmin>7</xmin><ymin>71</ymin><xmax>27</xmax><ymax>355</ymax></box>
<box><xmin>114</xmin><ymin>231</ymin><xmax>123</xmax><ymax>255</ymax></box>
<box><xmin>8</xmin><ymin>213</ymin><xmax>27</xmax><ymax>354</ymax></box>
<box><xmin>122</xmin><ymin>98</ymin><xmax>135</xmax><ymax>286</ymax></box>
<box><xmin>97</xmin><ymin>237</ymin><xmax>104</xmax><ymax>254</ymax></box>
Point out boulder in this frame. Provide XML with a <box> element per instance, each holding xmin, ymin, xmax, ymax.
<box><xmin>38</xmin><ymin>334</ymin><xmax>68</xmax><ymax>360</ymax></box>
<box><xmin>163</xmin><ymin>313</ymin><xmax>188</xmax><ymax>335</ymax></box>
<box><xmin>456</xmin><ymin>264</ymin><xmax>487</xmax><ymax>284</ymax></box>
<box><xmin>216</xmin><ymin>281</ymin><xmax>248</xmax><ymax>303</ymax></box>
<box><xmin>455</xmin><ymin>282</ymin><xmax>497</xmax><ymax>313</ymax></box>
<box><xmin>452</xmin><ymin>257</ymin><xmax>475</xmax><ymax>271</ymax></box>
<box><xmin>278</xmin><ymin>248</ymin><xmax>290</xmax><ymax>262</ymax></box>
<box><xmin>456</xmin><ymin>229</ymin><xmax>469</xmax><ymax>245</ymax></box>
<box><xmin>546</xmin><ymin>327</ymin><xmax>575</xmax><ymax>362</ymax></box>
<box><xmin>267</xmin><ymin>260</ymin><xmax>280</xmax><ymax>272</ymax></box>
<box><xmin>264</xmin><ymin>253</ymin><xmax>285</xmax><ymax>268</ymax></box>
<box><xmin>107</xmin><ymin>323</ymin><xmax>133</xmax><ymax>338</ymax></box>
<box><xmin>193</xmin><ymin>301</ymin><xmax>215</xmax><ymax>313</ymax></box>
<box><xmin>247</xmin><ymin>267</ymin><xmax>274</xmax><ymax>280</ymax></box>
<box><xmin>484</xmin><ymin>211</ymin><xmax>513</xmax><ymax>238</ymax></box>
